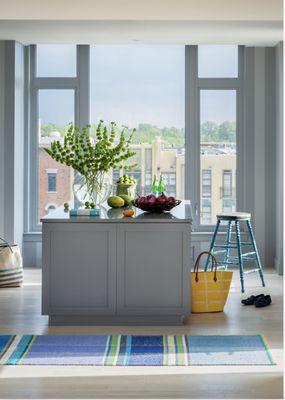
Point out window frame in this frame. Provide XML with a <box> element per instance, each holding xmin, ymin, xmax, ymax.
<box><xmin>26</xmin><ymin>44</ymin><xmax>244</xmax><ymax>233</ymax></box>
<box><xmin>185</xmin><ymin>45</ymin><xmax>244</xmax><ymax>231</ymax></box>
<box><xmin>27</xmin><ymin>45</ymin><xmax>89</xmax><ymax>232</ymax></box>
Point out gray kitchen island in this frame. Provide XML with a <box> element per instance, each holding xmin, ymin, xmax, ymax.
<box><xmin>41</xmin><ymin>201</ymin><xmax>192</xmax><ymax>325</ymax></box>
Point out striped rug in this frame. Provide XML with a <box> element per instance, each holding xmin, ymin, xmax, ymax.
<box><xmin>0</xmin><ymin>334</ymin><xmax>274</xmax><ymax>366</ymax></box>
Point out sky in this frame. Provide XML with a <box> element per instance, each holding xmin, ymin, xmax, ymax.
<box><xmin>38</xmin><ymin>44</ymin><xmax>237</xmax><ymax>129</ymax></box>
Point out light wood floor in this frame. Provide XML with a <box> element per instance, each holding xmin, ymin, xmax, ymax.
<box><xmin>0</xmin><ymin>268</ymin><xmax>283</xmax><ymax>399</ymax></box>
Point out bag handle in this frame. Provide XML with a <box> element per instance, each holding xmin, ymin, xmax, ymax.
<box><xmin>0</xmin><ymin>237</ymin><xmax>13</xmax><ymax>253</ymax></box>
<box><xmin>193</xmin><ymin>251</ymin><xmax>217</xmax><ymax>282</ymax></box>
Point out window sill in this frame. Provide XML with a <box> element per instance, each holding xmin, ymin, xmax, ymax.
<box><xmin>23</xmin><ymin>232</ymin><xmax>42</xmax><ymax>242</ymax></box>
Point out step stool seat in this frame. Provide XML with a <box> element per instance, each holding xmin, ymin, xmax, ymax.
<box><xmin>216</xmin><ymin>212</ymin><xmax>251</xmax><ymax>221</ymax></box>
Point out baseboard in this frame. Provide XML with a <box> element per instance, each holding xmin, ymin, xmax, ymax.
<box><xmin>49</xmin><ymin>315</ymin><xmax>184</xmax><ymax>326</ymax></box>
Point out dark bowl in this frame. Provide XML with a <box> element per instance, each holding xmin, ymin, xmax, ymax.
<box><xmin>132</xmin><ymin>198</ymin><xmax>181</xmax><ymax>213</ymax></box>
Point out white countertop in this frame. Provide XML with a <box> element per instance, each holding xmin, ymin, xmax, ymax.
<box><xmin>41</xmin><ymin>200</ymin><xmax>193</xmax><ymax>223</ymax></box>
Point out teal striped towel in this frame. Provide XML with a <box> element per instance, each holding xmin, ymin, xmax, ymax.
<box><xmin>69</xmin><ymin>209</ymin><xmax>100</xmax><ymax>217</ymax></box>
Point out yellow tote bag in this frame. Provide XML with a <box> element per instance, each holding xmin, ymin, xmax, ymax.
<box><xmin>191</xmin><ymin>251</ymin><xmax>233</xmax><ymax>313</ymax></box>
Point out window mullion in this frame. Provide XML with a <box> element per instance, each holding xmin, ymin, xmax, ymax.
<box><xmin>29</xmin><ymin>45</ymin><xmax>40</xmax><ymax>232</ymax></box>
<box><xmin>32</xmin><ymin>77</ymin><xmax>78</xmax><ymax>89</ymax></box>
<box><xmin>76</xmin><ymin>45</ymin><xmax>90</xmax><ymax>128</ymax></box>
<box><xmin>185</xmin><ymin>45</ymin><xmax>200</xmax><ymax>228</ymax></box>
<box><xmin>236</xmin><ymin>45</ymin><xmax>245</xmax><ymax>213</ymax></box>
<box><xmin>197</xmin><ymin>78</ymin><xmax>239</xmax><ymax>89</ymax></box>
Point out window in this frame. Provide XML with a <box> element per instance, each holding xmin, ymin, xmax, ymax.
<box><xmin>90</xmin><ymin>45</ymin><xmax>185</xmax><ymax>197</ymax></box>
<box><xmin>144</xmin><ymin>148</ymin><xmax>152</xmax><ymax>194</ymax></box>
<box><xmin>222</xmin><ymin>170</ymin><xmax>233</xmax><ymax>197</ymax></box>
<box><xmin>223</xmin><ymin>199</ymin><xmax>236</xmax><ymax>213</ymax></box>
<box><xmin>201</xmin><ymin>199</ymin><xmax>212</xmax><ymax>225</ymax></box>
<box><xmin>38</xmin><ymin>89</ymin><xmax>75</xmax><ymax>222</ymax></box>
<box><xmin>161</xmin><ymin>172</ymin><xmax>176</xmax><ymax>197</ymax></box>
<box><xmin>200</xmin><ymin>89</ymin><xmax>237</xmax><ymax>225</ymax></box>
<box><xmin>36</xmin><ymin>45</ymin><xmax>77</xmax><ymax>77</ymax></box>
<box><xmin>198</xmin><ymin>45</ymin><xmax>238</xmax><ymax>78</ymax></box>
<box><xmin>202</xmin><ymin>169</ymin><xmax>211</xmax><ymax>197</ymax></box>
<box><xmin>47</xmin><ymin>173</ymin><xmax>57</xmax><ymax>192</ymax></box>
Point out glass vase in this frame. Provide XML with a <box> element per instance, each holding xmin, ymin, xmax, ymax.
<box><xmin>73</xmin><ymin>172</ymin><xmax>112</xmax><ymax>206</ymax></box>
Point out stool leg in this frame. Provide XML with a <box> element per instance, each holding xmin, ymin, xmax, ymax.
<box><xmin>205</xmin><ymin>219</ymin><xmax>221</xmax><ymax>271</ymax></box>
<box><xmin>223</xmin><ymin>221</ymin><xmax>232</xmax><ymax>270</ymax></box>
<box><xmin>246</xmin><ymin>220</ymin><xmax>266</xmax><ymax>287</ymax></box>
<box><xmin>235</xmin><ymin>220</ymin><xmax>245</xmax><ymax>293</ymax></box>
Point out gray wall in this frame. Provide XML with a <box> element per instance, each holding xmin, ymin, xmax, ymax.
<box><xmin>243</xmin><ymin>45</ymin><xmax>283</xmax><ymax>272</ymax></box>
<box><xmin>0</xmin><ymin>40</ymin><xmax>25</xmax><ymax>249</ymax></box>
<box><xmin>275</xmin><ymin>42</ymin><xmax>283</xmax><ymax>274</ymax></box>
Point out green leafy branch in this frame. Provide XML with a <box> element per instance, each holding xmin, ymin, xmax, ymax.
<box><xmin>44</xmin><ymin>121</ymin><xmax>138</xmax><ymax>180</ymax></box>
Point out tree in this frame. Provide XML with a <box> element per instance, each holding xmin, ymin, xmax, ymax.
<box><xmin>200</xmin><ymin>121</ymin><xmax>219</xmax><ymax>142</ymax></box>
<box><xmin>41</xmin><ymin>123</ymin><xmax>69</xmax><ymax>137</ymax></box>
<box><xmin>217</xmin><ymin>121</ymin><xmax>235</xmax><ymax>142</ymax></box>
<box><xmin>42</xmin><ymin>120</ymin><xmax>236</xmax><ymax>146</ymax></box>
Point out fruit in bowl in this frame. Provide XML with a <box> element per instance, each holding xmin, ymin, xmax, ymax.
<box><xmin>146</xmin><ymin>194</ymin><xmax>156</xmax><ymax>205</ymax></box>
<box><xmin>167</xmin><ymin>196</ymin><xmax>176</xmax><ymax>204</ymax></box>
<box><xmin>116</xmin><ymin>174</ymin><xmax>137</xmax><ymax>199</ymax></box>
<box><xmin>117</xmin><ymin>174</ymin><xmax>137</xmax><ymax>185</ymax></box>
<box><xmin>133</xmin><ymin>193</ymin><xmax>181</xmax><ymax>213</ymax></box>
<box><xmin>156</xmin><ymin>194</ymin><xmax>168</xmax><ymax>203</ymax></box>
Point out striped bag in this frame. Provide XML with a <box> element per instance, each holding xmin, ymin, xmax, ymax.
<box><xmin>0</xmin><ymin>237</ymin><xmax>23</xmax><ymax>287</ymax></box>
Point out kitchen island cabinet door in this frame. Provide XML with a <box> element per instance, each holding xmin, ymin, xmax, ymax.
<box><xmin>42</xmin><ymin>223</ymin><xmax>116</xmax><ymax>316</ymax></box>
<box><xmin>116</xmin><ymin>223</ymin><xmax>191</xmax><ymax>316</ymax></box>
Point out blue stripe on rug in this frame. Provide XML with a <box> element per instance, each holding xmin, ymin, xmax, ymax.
<box><xmin>0</xmin><ymin>334</ymin><xmax>275</xmax><ymax>366</ymax></box>
<box><xmin>7</xmin><ymin>335</ymin><xmax>34</xmax><ymax>365</ymax></box>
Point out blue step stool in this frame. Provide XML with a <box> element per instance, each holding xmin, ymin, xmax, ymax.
<box><xmin>204</xmin><ymin>212</ymin><xmax>265</xmax><ymax>293</ymax></box>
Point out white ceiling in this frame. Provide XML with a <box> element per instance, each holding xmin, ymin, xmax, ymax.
<box><xmin>0</xmin><ymin>0</ymin><xmax>282</xmax><ymax>45</ymax></box>
<box><xmin>0</xmin><ymin>20</ymin><xmax>281</xmax><ymax>46</ymax></box>
<box><xmin>0</xmin><ymin>0</ymin><xmax>282</xmax><ymax>21</ymax></box>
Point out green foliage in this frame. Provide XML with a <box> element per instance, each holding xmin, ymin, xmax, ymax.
<box><xmin>200</xmin><ymin>121</ymin><xmax>235</xmax><ymax>143</ymax></box>
<box><xmin>41</xmin><ymin>120</ymin><xmax>236</xmax><ymax>150</ymax></box>
<box><xmin>41</xmin><ymin>123</ymin><xmax>69</xmax><ymax>137</ymax></box>
<box><xmin>44</xmin><ymin>121</ymin><xmax>138</xmax><ymax>177</ymax></box>
<box><xmin>130</xmin><ymin>124</ymin><xmax>185</xmax><ymax>148</ymax></box>
<box><xmin>217</xmin><ymin>121</ymin><xmax>236</xmax><ymax>142</ymax></box>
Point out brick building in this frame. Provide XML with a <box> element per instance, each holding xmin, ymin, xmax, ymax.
<box><xmin>38</xmin><ymin>133</ymin><xmax>73</xmax><ymax>219</ymax></box>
